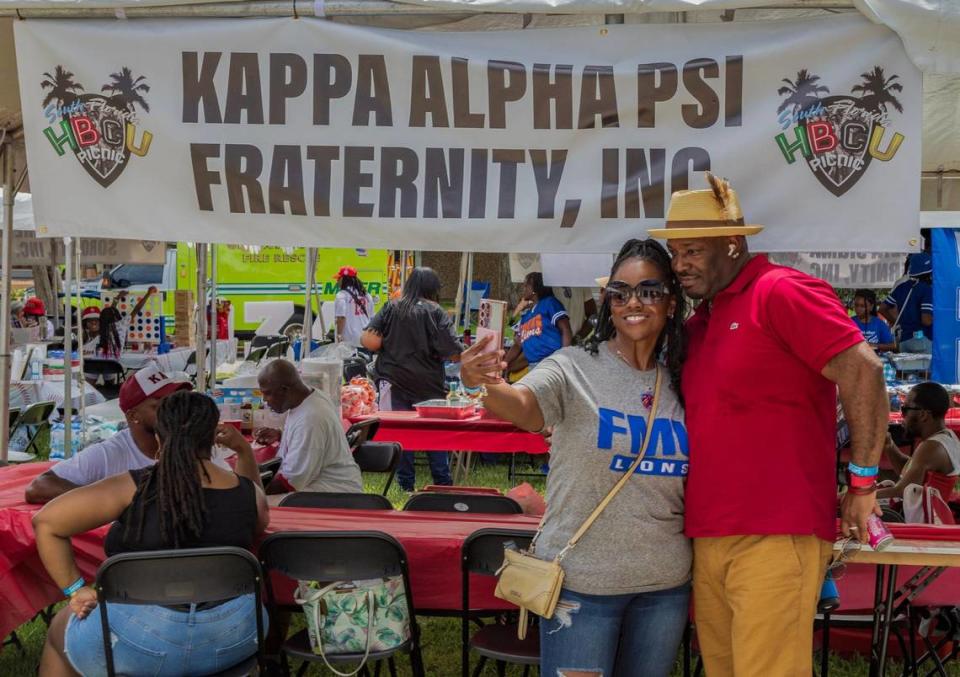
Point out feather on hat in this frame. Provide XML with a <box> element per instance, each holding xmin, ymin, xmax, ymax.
<box><xmin>648</xmin><ymin>172</ymin><xmax>762</xmax><ymax>240</ymax></box>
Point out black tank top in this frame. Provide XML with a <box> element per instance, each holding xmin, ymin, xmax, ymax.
<box><xmin>104</xmin><ymin>467</ymin><xmax>258</xmax><ymax>556</ymax></box>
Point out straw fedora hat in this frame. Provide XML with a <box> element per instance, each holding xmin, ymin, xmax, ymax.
<box><xmin>648</xmin><ymin>173</ymin><xmax>763</xmax><ymax>240</ymax></box>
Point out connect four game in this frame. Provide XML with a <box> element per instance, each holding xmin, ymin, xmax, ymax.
<box><xmin>101</xmin><ymin>292</ymin><xmax>164</xmax><ymax>348</ymax></box>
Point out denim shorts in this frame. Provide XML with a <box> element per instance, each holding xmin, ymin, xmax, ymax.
<box><xmin>64</xmin><ymin>593</ymin><xmax>267</xmax><ymax>677</ymax></box>
<box><xmin>540</xmin><ymin>582</ymin><xmax>690</xmax><ymax>677</ymax></box>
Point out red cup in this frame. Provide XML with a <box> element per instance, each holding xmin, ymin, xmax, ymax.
<box><xmin>221</xmin><ymin>419</ymin><xmax>243</xmax><ymax>431</ymax></box>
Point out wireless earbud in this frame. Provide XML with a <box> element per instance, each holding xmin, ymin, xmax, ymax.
<box><xmin>728</xmin><ymin>244</ymin><xmax>737</xmax><ymax>257</ymax></box>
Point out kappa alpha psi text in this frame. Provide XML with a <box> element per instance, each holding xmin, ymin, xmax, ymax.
<box><xmin>774</xmin><ymin>65</ymin><xmax>906</xmax><ymax>197</ymax></box>
<box><xmin>39</xmin><ymin>65</ymin><xmax>153</xmax><ymax>188</ymax></box>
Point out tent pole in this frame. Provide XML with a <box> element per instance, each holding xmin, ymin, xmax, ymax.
<box><xmin>302</xmin><ymin>247</ymin><xmax>315</xmax><ymax>363</ymax></box>
<box><xmin>0</xmin><ymin>1</ymin><xmax>857</xmax><ymax>19</ymax></box>
<box><xmin>76</xmin><ymin>240</ymin><xmax>86</xmax><ymax>446</ymax></box>
<box><xmin>195</xmin><ymin>243</ymin><xmax>208</xmax><ymax>392</ymax></box>
<box><xmin>463</xmin><ymin>252</ymin><xmax>474</xmax><ymax>332</ymax></box>
<box><xmin>47</xmin><ymin>247</ymin><xmax>59</xmax><ymax>336</ymax></box>
<box><xmin>209</xmin><ymin>245</ymin><xmax>217</xmax><ymax>389</ymax></box>
<box><xmin>453</xmin><ymin>252</ymin><xmax>467</xmax><ymax>330</ymax></box>
<box><xmin>62</xmin><ymin>237</ymin><xmax>74</xmax><ymax>457</ymax></box>
<box><xmin>0</xmin><ymin>143</ymin><xmax>13</xmax><ymax>465</ymax></box>
<box><xmin>313</xmin><ymin>250</ymin><xmax>323</xmax><ymax>340</ymax></box>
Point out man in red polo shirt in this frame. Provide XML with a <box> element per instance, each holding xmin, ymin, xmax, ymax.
<box><xmin>651</xmin><ymin>174</ymin><xmax>887</xmax><ymax>677</ymax></box>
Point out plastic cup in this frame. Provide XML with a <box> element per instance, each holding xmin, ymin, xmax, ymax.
<box><xmin>221</xmin><ymin>419</ymin><xmax>243</xmax><ymax>431</ymax></box>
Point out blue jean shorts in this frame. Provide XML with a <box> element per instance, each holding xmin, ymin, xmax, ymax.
<box><xmin>64</xmin><ymin>593</ymin><xmax>267</xmax><ymax>677</ymax></box>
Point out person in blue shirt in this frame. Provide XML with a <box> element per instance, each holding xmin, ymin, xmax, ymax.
<box><xmin>881</xmin><ymin>253</ymin><xmax>933</xmax><ymax>353</ymax></box>
<box><xmin>505</xmin><ymin>272</ymin><xmax>573</xmax><ymax>372</ymax></box>
<box><xmin>852</xmin><ymin>289</ymin><xmax>896</xmax><ymax>352</ymax></box>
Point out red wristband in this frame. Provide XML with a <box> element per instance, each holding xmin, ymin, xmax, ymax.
<box><xmin>847</xmin><ymin>484</ymin><xmax>878</xmax><ymax>496</ymax></box>
<box><xmin>848</xmin><ymin>472</ymin><xmax>878</xmax><ymax>489</ymax></box>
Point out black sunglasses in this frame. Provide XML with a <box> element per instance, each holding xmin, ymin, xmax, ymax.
<box><xmin>900</xmin><ymin>405</ymin><xmax>926</xmax><ymax>414</ymax></box>
<box><xmin>606</xmin><ymin>280</ymin><xmax>670</xmax><ymax>307</ymax></box>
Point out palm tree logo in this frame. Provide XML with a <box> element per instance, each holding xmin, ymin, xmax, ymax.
<box><xmin>40</xmin><ymin>64</ymin><xmax>153</xmax><ymax>187</ymax></box>
<box><xmin>776</xmin><ymin>69</ymin><xmax>830</xmax><ymax>116</ymax></box>
<box><xmin>101</xmin><ymin>67</ymin><xmax>150</xmax><ymax>117</ymax></box>
<box><xmin>851</xmin><ymin>66</ymin><xmax>903</xmax><ymax>115</ymax></box>
<box><xmin>40</xmin><ymin>65</ymin><xmax>84</xmax><ymax>108</ymax></box>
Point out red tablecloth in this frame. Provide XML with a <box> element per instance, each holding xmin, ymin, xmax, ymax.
<box><xmin>350</xmin><ymin>412</ymin><xmax>549</xmax><ymax>454</ymax></box>
<box><xmin>223</xmin><ymin>442</ymin><xmax>279</xmax><ymax>468</ymax></box>
<box><xmin>0</xmin><ymin>463</ymin><xmax>539</xmax><ymax>640</ymax></box>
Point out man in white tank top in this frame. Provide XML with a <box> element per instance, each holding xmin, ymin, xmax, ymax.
<box><xmin>879</xmin><ymin>381</ymin><xmax>960</xmax><ymax>500</ymax></box>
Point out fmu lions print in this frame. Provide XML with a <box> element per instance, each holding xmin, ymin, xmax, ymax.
<box><xmin>39</xmin><ymin>65</ymin><xmax>153</xmax><ymax>187</ymax></box>
<box><xmin>774</xmin><ymin>65</ymin><xmax>906</xmax><ymax>197</ymax></box>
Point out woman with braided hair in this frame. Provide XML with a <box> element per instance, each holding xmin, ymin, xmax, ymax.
<box><xmin>460</xmin><ymin>238</ymin><xmax>690</xmax><ymax>676</ymax></box>
<box><xmin>334</xmin><ymin>265</ymin><xmax>375</xmax><ymax>347</ymax></box>
<box><xmin>33</xmin><ymin>390</ymin><xmax>269</xmax><ymax>677</ymax></box>
<box><xmin>93</xmin><ymin>287</ymin><xmax>158</xmax><ymax>360</ymax></box>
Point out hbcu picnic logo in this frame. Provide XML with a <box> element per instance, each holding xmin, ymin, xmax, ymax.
<box><xmin>39</xmin><ymin>65</ymin><xmax>153</xmax><ymax>188</ymax></box>
<box><xmin>773</xmin><ymin>66</ymin><xmax>905</xmax><ymax>197</ymax></box>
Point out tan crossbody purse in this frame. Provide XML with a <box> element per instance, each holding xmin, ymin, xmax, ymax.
<box><xmin>494</xmin><ymin>367</ymin><xmax>663</xmax><ymax>639</ymax></box>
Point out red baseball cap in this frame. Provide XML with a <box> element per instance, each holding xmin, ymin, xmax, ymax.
<box><xmin>82</xmin><ymin>306</ymin><xmax>101</xmax><ymax>321</ymax></box>
<box><xmin>334</xmin><ymin>266</ymin><xmax>358</xmax><ymax>280</ymax></box>
<box><xmin>119</xmin><ymin>365</ymin><xmax>192</xmax><ymax>413</ymax></box>
<box><xmin>23</xmin><ymin>297</ymin><xmax>45</xmax><ymax>316</ymax></box>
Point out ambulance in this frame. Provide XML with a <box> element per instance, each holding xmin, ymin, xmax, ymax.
<box><xmin>97</xmin><ymin>244</ymin><xmax>389</xmax><ymax>340</ymax></box>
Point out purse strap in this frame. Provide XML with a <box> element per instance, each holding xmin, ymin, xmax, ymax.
<box><xmin>555</xmin><ymin>365</ymin><xmax>663</xmax><ymax>562</ymax></box>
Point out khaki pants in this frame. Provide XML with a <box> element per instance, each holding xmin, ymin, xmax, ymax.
<box><xmin>693</xmin><ymin>535</ymin><xmax>833</xmax><ymax>677</ymax></box>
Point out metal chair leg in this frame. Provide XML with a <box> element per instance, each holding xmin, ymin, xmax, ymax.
<box><xmin>382</xmin><ymin>469</ymin><xmax>396</xmax><ymax>497</ymax></box>
<box><xmin>472</xmin><ymin>656</ymin><xmax>487</xmax><ymax>677</ymax></box>
<box><xmin>388</xmin><ymin>657</ymin><xmax>398</xmax><ymax>677</ymax></box>
<box><xmin>2</xmin><ymin>631</ymin><xmax>23</xmax><ymax>655</ymax></box>
<box><xmin>496</xmin><ymin>660</ymin><xmax>507</xmax><ymax>677</ymax></box>
<box><xmin>821</xmin><ymin>612</ymin><xmax>831</xmax><ymax>677</ymax></box>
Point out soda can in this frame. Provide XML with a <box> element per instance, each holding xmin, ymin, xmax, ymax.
<box><xmin>866</xmin><ymin>514</ymin><xmax>894</xmax><ymax>551</ymax></box>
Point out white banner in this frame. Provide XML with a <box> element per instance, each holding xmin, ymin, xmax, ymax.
<box><xmin>766</xmin><ymin>251</ymin><xmax>906</xmax><ymax>289</ymax></box>
<box><xmin>14</xmin><ymin>15</ymin><xmax>920</xmax><ymax>252</ymax></box>
<box><xmin>12</xmin><ymin>231</ymin><xmax>166</xmax><ymax>265</ymax></box>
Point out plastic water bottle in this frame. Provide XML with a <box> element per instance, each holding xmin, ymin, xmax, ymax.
<box><xmin>883</xmin><ymin>359</ymin><xmax>896</xmax><ymax>385</ymax></box>
<box><xmin>819</xmin><ymin>571</ymin><xmax>840</xmax><ymax>612</ymax></box>
<box><xmin>49</xmin><ymin>423</ymin><xmax>65</xmax><ymax>460</ymax></box>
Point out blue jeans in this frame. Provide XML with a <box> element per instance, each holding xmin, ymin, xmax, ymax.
<box><xmin>388</xmin><ymin>388</ymin><xmax>452</xmax><ymax>491</ymax></box>
<box><xmin>540</xmin><ymin>583</ymin><xmax>690</xmax><ymax>677</ymax></box>
<box><xmin>64</xmin><ymin>593</ymin><xmax>266</xmax><ymax>677</ymax></box>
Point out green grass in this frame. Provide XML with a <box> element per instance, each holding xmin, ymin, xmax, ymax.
<box><xmin>4</xmin><ymin>458</ymin><xmax>959</xmax><ymax>675</ymax></box>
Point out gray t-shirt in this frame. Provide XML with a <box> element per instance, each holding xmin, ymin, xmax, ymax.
<box><xmin>519</xmin><ymin>344</ymin><xmax>691</xmax><ymax>595</ymax></box>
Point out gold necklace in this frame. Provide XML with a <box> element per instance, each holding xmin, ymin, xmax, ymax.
<box><xmin>614</xmin><ymin>345</ymin><xmax>655</xmax><ymax>372</ymax></box>
<box><xmin>615</xmin><ymin>348</ymin><xmax>636</xmax><ymax>369</ymax></box>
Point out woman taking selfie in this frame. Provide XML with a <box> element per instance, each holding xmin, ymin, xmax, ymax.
<box><xmin>33</xmin><ymin>391</ymin><xmax>269</xmax><ymax>676</ymax></box>
<box><xmin>460</xmin><ymin>239</ymin><xmax>690</xmax><ymax>676</ymax></box>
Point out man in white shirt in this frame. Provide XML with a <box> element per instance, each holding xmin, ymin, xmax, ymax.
<box><xmin>24</xmin><ymin>365</ymin><xmax>256</xmax><ymax>503</ymax></box>
<box><xmin>256</xmin><ymin>359</ymin><xmax>363</xmax><ymax>495</ymax></box>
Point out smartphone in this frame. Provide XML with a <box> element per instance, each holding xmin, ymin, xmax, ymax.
<box><xmin>477</xmin><ymin>299</ymin><xmax>507</xmax><ymax>355</ymax></box>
